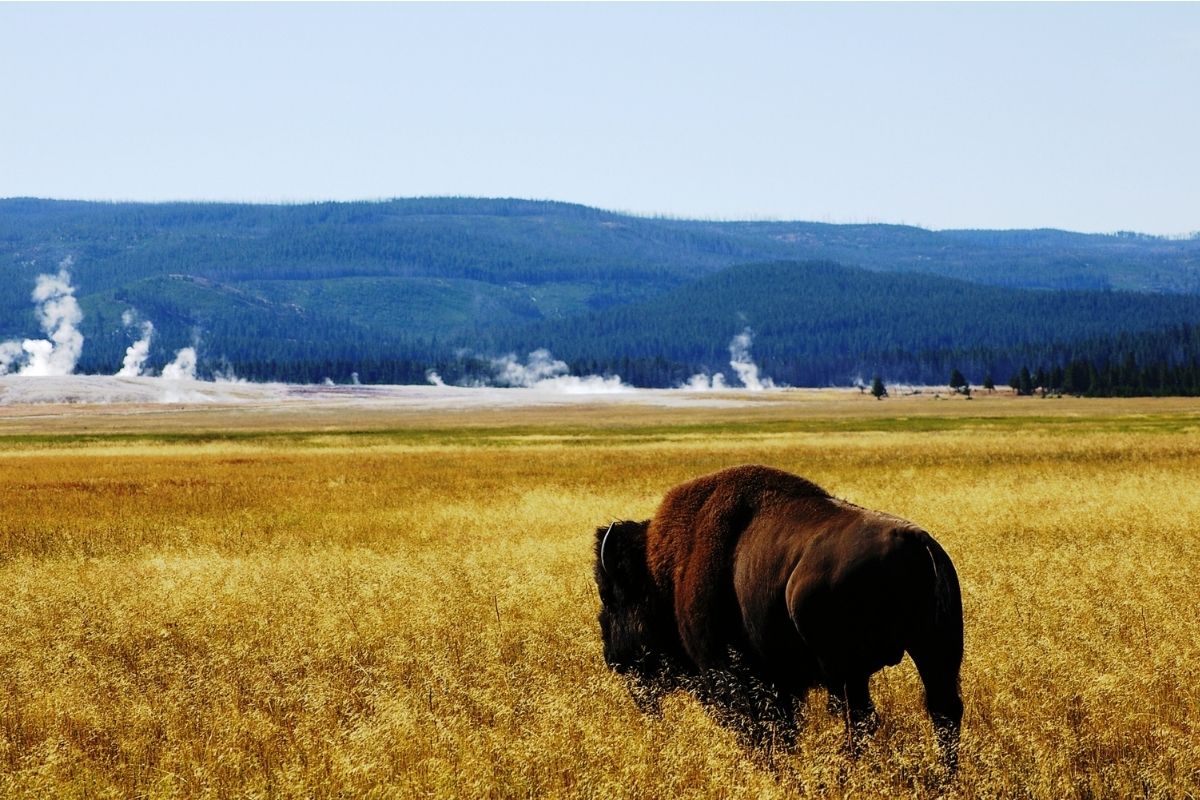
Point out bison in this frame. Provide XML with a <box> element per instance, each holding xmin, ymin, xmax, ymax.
<box><xmin>594</xmin><ymin>464</ymin><xmax>962</xmax><ymax>769</ymax></box>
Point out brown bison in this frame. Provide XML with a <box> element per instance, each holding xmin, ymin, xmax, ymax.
<box><xmin>594</xmin><ymin>464</ymin><xmax>962</xmax><ymax>769</ymax></box>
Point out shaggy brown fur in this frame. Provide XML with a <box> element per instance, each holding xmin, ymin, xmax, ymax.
<box><xmin>594</xmin><ymin>464</ymin><xmax>963</xmax><ymax>770</ymax></box>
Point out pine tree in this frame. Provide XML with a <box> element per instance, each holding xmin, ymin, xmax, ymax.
<box><xmin>1018</xmin><ymin>366</ymin><xmax>1034</xmax><ymax>396</ymax></box>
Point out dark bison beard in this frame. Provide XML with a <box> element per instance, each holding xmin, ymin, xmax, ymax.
<box><xmin>594</xmin><ymin>520</ymin><xmax>683</xmax><ymax>680</ymax></box>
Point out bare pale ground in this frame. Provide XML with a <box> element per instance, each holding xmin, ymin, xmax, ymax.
<box><xmin>1</xmin><ymin>390</ymin><xmax>1199</xmax><ymax>798</ymax></box>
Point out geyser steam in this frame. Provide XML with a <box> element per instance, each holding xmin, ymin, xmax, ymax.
<box><xmin>161</xmin><ymin>347</ymin><xmax>198</xmax><ymax>381</ymax></box>
<box><xmin>682</xmin><ymin>327</ymin><xmax>777</xmax><ymax>391</ymax></box>
<box><xmin>0</xmin><ymin>259</ymin><xmax>85</xmax><ymax>376</ymax></box>
<box><xmin>488</xmin><ymin>349</ymin><xmax>628</xmax><ymax>392</ymax></box>
<box><xmin>117</xmin><ymin>311</ymin><xmax>155</xmax><ymax>377</ymax></box>
<box><xmin>728</xmin><ymin>327</ymin><xmax>775</xmax><ymax>390</ymax></box>
<box><xmin>681</xmin><ymin>371</ymin><xmax>728</xmax><ymax>391</ymax></box>
<box><xmin>425</xmin><ymin>348</ymin><xmax>628</xmax><ymax>393</ymax></box>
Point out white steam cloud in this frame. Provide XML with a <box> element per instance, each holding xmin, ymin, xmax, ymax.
<box><xmin>116</xmin><ymin>310</ymin><xmax>244</xmax><ymax>387</ymax></box>
<box><xmin>489</xmin><ymin>349</ymin><xmax>629</xmax><ymax>393</ymax></box>
<box><xmin>727</xmin><ymin>327</ymin><xmax>775</xmax><ymax>391</ymax></box>
<box><xmin>682</xmin><ymin>327</ymin><xmax>777</xmax><ymax>391</ymax></box>
<box><xmin>491</xmin><ymin>349</ymin><xmax>570</xmax><ymax>387</ymax></box>
<box><xmin>117</xmin><ymin>312</ymin><xmax>155</xmax><ymax>377</ymax></box>
<box><xmin>426</xmin><ymin>348</ymin><xmax>629</xmax><ymax>393</ymax></box>
<box><xmin>112</xmin><ymin>309</ymin><xmax>243</xmax><ymax>398</ymax></box>
<box><xmin>161</xmin><ymin>347</ymin><xmax>198</xmax><ymax>381</ymax></box>
<box><xmin>681</xmin><ymin>371</ymin><xmax>728</xmax><ymax>391</ymax></box>
<box><xmin>0</xmin><ymin>259</ymin><xmax>85</xmax><ymax>376</ymax></box>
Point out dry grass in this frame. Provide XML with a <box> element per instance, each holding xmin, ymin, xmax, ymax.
<box><xmin>2</xmin><ymin>396</ymin><xmax>1199</xmax><ymax>798</ymax></box>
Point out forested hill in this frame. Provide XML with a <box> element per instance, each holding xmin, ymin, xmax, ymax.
<box><xmin>473</xmin><ymin>261</ymin><xmax>1200</xmax><ymax>388</ymax></box>
<box><xmin>2</xmin><ymin>197</ymin><xmax>1200</xmax><ymax>388</ymax></box>
<box><xmin>3</xmin><ymin>197</ymin><xmax>1200</xmax><ymax>298</ymax></box>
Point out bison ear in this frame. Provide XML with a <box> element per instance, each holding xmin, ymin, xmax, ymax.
<box><xmin>594</xmin><ymin>519</ymin><xmax>650</xmax><ymax>580</ymax></box>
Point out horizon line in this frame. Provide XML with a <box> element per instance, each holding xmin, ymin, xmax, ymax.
<box><xmin>2</xmin><ymin>194</ymin><xmax>1197</xmax><ymax>240</ymax></box>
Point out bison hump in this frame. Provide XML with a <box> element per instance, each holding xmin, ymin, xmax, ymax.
<box><xmin>645</xmin><ymin>464</ymin><xmax>830</xmax><ymax>589</ymax></box>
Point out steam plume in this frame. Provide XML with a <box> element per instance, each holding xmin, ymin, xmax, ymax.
<box><xmin>728</xmin><ymin>327</ymin><xmax>775</xmax><ymax>390</ymax></box>
<box><xmin>489</xmin><ymin>349</ymin><xmax>628</xmax><ymax>393</ymax></box>
<box><xmin>117</xmin><ymin>311</ymin><xmax>155</xmax><ymax>377</ymax></box>
<box><xmin>161</xmin><ymin>347</ymin><xmax>197</xmax><ymax>381</ymax></box>
<box><xmin>681</xmin><ymin>371</ymin><xmax>728</xmax><ymax>391</ymax></box>
<box><xmin>492</xmin><ymin>349</ymin><xmax>570</xmax><ymax>387</ymax></box>
<box><xmin>681</xmin><ymin>328</ymin><xmax>777</xmax><ymax>391</ymax></box>
<box><xmin>2</xmin><ymin>259</ymin><xmax>86</xmax><ymax>376</ymax></box>
<box><xmin>426</xmin><ymin>349</ymin><xmax>628</xmax><ymax>393</ymax></box>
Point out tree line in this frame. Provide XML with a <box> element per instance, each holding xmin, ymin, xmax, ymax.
<box><xmin>998</xmin><ymin>355</ymin><xmax>1200</xmax><ymax>397</ymax></box>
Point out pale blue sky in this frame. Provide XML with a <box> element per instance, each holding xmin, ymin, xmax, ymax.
<box><xmin>1</xmin><ymin>2</ymin><xmax>1197</xmax><ymax>234</ymax></box>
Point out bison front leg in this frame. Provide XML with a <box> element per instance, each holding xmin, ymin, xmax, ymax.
<box><xmin>625</xmin><ymin>673</ymin><xmax>665</xmax><ymax>716</ymax></box>
<box><xmin>624</xmin><ymin>656</ymin><xmax>691</xmax><ymax>716</ymax></box>
<box><xmin>693</xmin><ymin>655</ymin><xmax>798</xmax><ymax>758</ymax></box>
<box><xmin>750</xmin><ymin>682</ymin><xmax>798</xmax><ymax>759</ymax></box>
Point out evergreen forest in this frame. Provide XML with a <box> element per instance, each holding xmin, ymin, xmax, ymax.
<box><xmin>2</xmin><ymin>197</ymin><xmax>1200</xmax><ymax>393</ymax></box>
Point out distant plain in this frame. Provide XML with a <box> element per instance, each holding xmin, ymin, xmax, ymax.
<box><xmin>1</xmin><ymin>390</ymin><xmax>1198</xmax><ymax>798</ymax></box>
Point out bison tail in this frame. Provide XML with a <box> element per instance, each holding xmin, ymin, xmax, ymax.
<box><xmin>924</xmin><ymin>536</ymin><xmax>963</xmax><ymax>660</ymax></box>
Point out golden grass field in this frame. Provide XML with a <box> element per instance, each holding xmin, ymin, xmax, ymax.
<box><xmin>1</xmin><ymin>391</ymin><xmax>1199</xmax><ymax>798</ymax></box>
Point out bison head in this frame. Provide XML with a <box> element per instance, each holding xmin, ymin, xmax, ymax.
<box><xmin>593</xmin><ymin>519</ymin><xmax>677</xmax><ymax>680</ymax></box>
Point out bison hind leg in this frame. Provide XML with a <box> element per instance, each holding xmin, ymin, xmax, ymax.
<box><xmin>909</xmin><ymin>644</ymin><xmax>963</xmax><ymax>775</ymax></box>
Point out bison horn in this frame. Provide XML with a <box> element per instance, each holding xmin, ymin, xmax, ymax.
<box><xmin>600</xmin><ymin>521</ymin><xmax>617</xmax><ymax>575</ymax></box>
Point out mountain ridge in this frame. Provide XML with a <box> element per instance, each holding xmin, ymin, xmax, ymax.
<box><xmin>3</xmin><ymin>197</ymin><xmax>1200</xmax><ymax>388</ymax></box>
